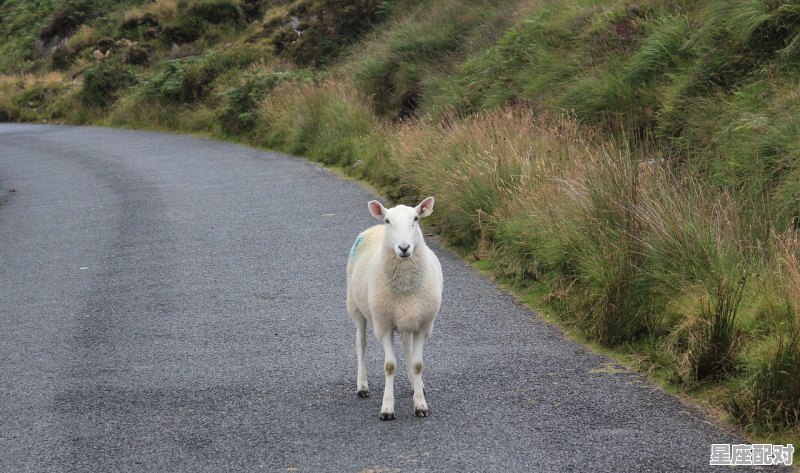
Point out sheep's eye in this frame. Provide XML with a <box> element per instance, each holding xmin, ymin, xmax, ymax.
<box><xmin>384</xmin><ymin>219</ymin><xmax>390</xmax><ymax>224</ymax></box>
<box><xmin>414</xmin><ymin>216</ymin><xmax>419</xmax><ymax>222</ymax></box>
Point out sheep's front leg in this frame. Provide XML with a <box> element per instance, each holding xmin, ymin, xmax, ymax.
<box><xmin>410</xmin><ymin>330</ymin><xmax>429</xmax><ymax>417</ymax></box>
<box><xmin>355</xmin><ymin>317</ymin><xmax>369</xmax><ymax>398</ymax></box>
<box><xmin>379</xmin><ymin>330</ymin><xmax>396</xmax><ymax>421</ymax></box>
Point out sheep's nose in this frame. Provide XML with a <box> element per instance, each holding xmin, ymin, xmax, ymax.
<box><xmin>398</xmin><ymin>244</ymin><xmax>411</xmax><ymax>256</ymax></box>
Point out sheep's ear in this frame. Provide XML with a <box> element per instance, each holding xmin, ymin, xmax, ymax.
<box><xmin>368</xmin><ymin>200</ymin><xmax>386</xmax><ymax>219</ymax></box>
<box><xmin>416</xmin><ymin>196</ymin><xmax>434</xmax><ymax>218</ymax></box>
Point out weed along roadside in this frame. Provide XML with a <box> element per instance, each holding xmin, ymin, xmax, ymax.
<box><xmin>0</xmin><ymin>0</ymin><xmax>798</xmax><ymax>447</ymax></box>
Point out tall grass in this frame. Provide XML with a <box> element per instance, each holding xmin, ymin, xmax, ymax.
<box><xmin>300</xmin><ymin>102</ymin><xmax>793</xmax><ymax>439</ymax></box>
<box><xmin>257</xmin><ymin>79</ymin><xmax>391</xmax><ymax>171</ymax></box>
<box><xmin>689</xmin><ymin>276</ymin><xmax>747</xmax><ymax>381</ymax></box>
<box><xmin>730</xmin><ymin>233</ymin><xmax>800</xmax><ymax>438</ymax></box>
<box><xmin>390</xmin><ymin>111</ymin><xmax>664</xmax><ymax>343</ymax></box>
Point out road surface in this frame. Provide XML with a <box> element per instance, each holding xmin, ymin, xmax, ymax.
<box><xmin>0</xmin><ymin>124</ymin><xmax>750</xmax><ymax>471</ymax></box>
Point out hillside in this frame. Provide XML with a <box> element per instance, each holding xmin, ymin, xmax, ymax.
<box><xmin>1</xmin><ymin>0</ymin><xmax>798</xmax><ymax>444</ymax></box>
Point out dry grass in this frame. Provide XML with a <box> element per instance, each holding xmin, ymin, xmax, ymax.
<box><xmin>0</xmin><ymin>72</ymin><xmax>70</xmax><ymax>88</ymax></box>
<box><xmin>66</xmin><ymin>24</ymin><xmax>97</xmax><ymax>51</ymax></box>
<box><xmin>0</xmin><ymin>71</ymin><xmax>77</xmax><ymax>122</ymax></box>
<box><xmin>778</xmin><ymin>232</ymin><xmax>800</xmax><ymax>314</ymax></box>
<box><xmin>123</xmin><ymin>0</ymin><xmax>179</xmax><ymax>23</ymax></box>
<box><xmin>392</xmin><ymin>110</ymin><xmax>588</xmax><ymax>243</ymax></box>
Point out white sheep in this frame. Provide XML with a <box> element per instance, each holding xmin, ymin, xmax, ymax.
<box><xmin>346</xmin><ymin>197</ymin><xmax>443</xmax><ymax>420</ymax></box>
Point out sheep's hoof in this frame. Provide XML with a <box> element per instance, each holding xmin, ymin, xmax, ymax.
<box><xmin>379</xmin><ymin>412</ymin><xmax>395</xmax><ymax>421</ymax></box>
<box><xmin>357</xmin><ymin>389</ymin><xmax>370</xmax><ymax>398</ymax></box>
<box><xmin>414</xmin><ymin>408</ymin><xmax>430</xmax><ymax>418</ymax></box>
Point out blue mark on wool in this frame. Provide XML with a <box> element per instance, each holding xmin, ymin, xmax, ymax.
<box><xmin>349</xmin><ymin>235</ymin><xmax>365</xmax><ymax>260</ymax></box>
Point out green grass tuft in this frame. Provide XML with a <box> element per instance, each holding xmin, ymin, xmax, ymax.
<box><xmin>690</xmin><ymin>277</ymin><xmax>747</xmax><ymax>381</ymax></box>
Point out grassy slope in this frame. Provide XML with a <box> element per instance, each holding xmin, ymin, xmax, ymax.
<box><xmin>1</xmin><ymin>0</ymin><xmax>798</xmax><ymax>445</ymax></box>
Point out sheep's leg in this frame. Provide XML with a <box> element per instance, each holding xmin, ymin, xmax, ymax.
<box><xmin>355</xmin><ymin>316</ymin><xmax>369</xmax><ymax>398</ymax></box>
<box><xmin>402</xmin><ymin>332</ymin><xmax>425</xmax><ymax>395</ymax></box>
<box><xmin>410</xmin><ymin>330</ymin><xmax>429</xmax><ymax>417</ymax></box>
<box><xmin>401</xmin><ymin>332</ymin><xmax>415</xmax><ymax>388</ymax></box>
<box><xmin>379</xmin><ymin>330</ymin><xmax>396</xmax><ymax>421</ymax></box>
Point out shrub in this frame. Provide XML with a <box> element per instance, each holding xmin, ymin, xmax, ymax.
<box><xmin>241</xmin><ymin>0</ymin><xmax>266</xmax><ymax>22</ymax></box>
<box><xmin>142</xmin><ymin>60</ymin><xmax>187</xmax><ymax>102</ymax></box>
<box><xmin>123</xmin><ymin>46</ymin><xmax>150</xmax><ymax>66</ymax></box>
<box><xmin>162</xmin><ymin>17</ymin><xmax>207</xmax><ymax>44</ymax></box>
<box><xmin>162</xmin><ymin>1</ymin><xmax>244</xmax><ymax>44</ymax></box>
<box><xmin>79</xmin><ymin>61</ymin><xmax>136</xmax><ymax>107</ymax></box>
<box><xmin>189</xmin><ymin>0</ymin><xmax>244</xmax><ymax>25</ymax></box>
<box><xmin>121</xmin><ymin>13</ymin><xmax>161</xmax><ymax>31</ymax></box>
<box><xmin>143</xmin><ymin>47</ymin><xmax>262</xmax><ymax>103</ymax></box>
<box><xmin>217</xmin><ymin>68</ymin><xmax>313</xmax><ymax>134</ymax></box>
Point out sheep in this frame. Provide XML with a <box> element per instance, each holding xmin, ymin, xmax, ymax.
<box><xmin>346</xmin><ymin>196</ymin><xmax>443</xmax><ymax>420</ymax></box>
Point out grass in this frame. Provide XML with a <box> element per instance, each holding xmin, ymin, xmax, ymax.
<box><xmin>0</xmin><ymin>0</ymin><xmax>798</xmax><ymax>446</ymax></box>
<box><xmin>754</xmin><ymin>234</ymin><xmax>800</xmax><ymax>431</ymax></box>
<box><xmin>342</xmin><ymin>0</ymin><xmax>522</xmax><ymax>118</ymax></box>
<box><xmin>258</xmin><ymin>78</ymin><xmax>380</xmax><ymax>167</ymax></box>
<box><xmin>689</xmin><ymin>276</ymin><xmax>747</xmax><ymax>381</ymax></box>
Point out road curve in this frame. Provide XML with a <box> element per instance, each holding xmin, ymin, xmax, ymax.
<box><xmin>0</xmin><ymin>124</ymin><xmax>748</xmax><ymax>472</ymax></box>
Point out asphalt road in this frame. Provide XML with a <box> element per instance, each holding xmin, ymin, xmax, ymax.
<box><xmin>0</xmin><ymin>124</ymin><xmax>753</xmax><ymax>472</ymax></box>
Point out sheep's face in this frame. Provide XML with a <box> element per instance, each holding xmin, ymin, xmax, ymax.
<box><xmin>368</xmin><ymin>197</ymin><xmax>435</xmax><ymax>260</ymax></box>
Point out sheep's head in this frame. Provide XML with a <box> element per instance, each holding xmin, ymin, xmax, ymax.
<box><xmin>368</xmin><ymin>197</ymin><xmax>435</xmax><ymax>260</ymax></box>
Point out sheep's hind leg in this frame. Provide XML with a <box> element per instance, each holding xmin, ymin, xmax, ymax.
<box><xmin>401</xmin><ymin>332</ymin><xmax>415</xmax><ymax>388</ymax></box>
<box><xmin>410</xmin><ymin>329</ymin><xmax>429</xmax><ymax>417</ymax></box>
<box><xmin>379</xmin><ymin>330</ymin><xmax>396</xmax><ymax>420</ymax></box>
<box><xmin>355</xmin><ymin>316</ymin><xmax>369</xmax><ymax>398</ymax></box>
